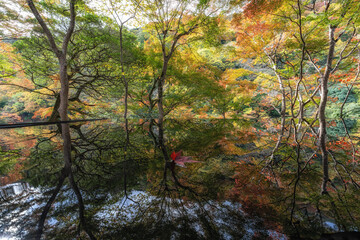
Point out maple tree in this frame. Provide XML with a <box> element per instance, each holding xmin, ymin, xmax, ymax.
<box><xmin>132</xmin><ymin>0</ymin><xmax>224</xmax><ymax>122</ymax></box>
<box><xmin>231</xmin><ymin>0</ymin><xmax>360</xmax><ymax>194</ymax></box>
<box><xmin>95</xmin><ymin>0</ymin><xmax>144</xmax><ymax>120</ymax></box>
<box><xmin>12</xmin><ymin>6</ymin><xmax>122</xmax><ymax>121</ymax></box>
<box><xmin>0</xmin><ymin>41</ymin><xmax>54</xmax><ymax>122</ymax></box>
<box><xmin>21</xmin><ymin>0</ymin><xmax>80</xmax><ymax>122</ymax></box>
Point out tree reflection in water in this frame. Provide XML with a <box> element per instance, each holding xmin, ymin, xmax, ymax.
<box><xmin>0</xmin><ymin>118</ymin><xmax>360</xmax><ymax>239</ymax></box>
<box><xmin>261</xmin><ymin>116</ymin><xmax>360</xmax><ymax>238</ymax></box>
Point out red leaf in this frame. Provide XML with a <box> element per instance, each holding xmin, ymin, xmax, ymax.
<box><xmin>171</xmin><ymin>150</ymin><xmax>199</xmax><ymax>167</ymax></box>
<box><xmin>171</xmin><ymin>151</ymin><xmax>182</xmax><ymax>161</ymax></box>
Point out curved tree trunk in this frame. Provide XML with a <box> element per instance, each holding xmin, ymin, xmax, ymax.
<box><xmin>58</xmin><ymin>57</ymin><xmax>70</xmax><ymax>121</ymax></box>
<box><xmin>26</xmin><ymin>0</ymin><xmax>75</xmax><ymax>122</ymax></box>
<box><xmin>157</xmin><ymin>58</ymin><xmax>169</xmax><ymax>124</ymax></box>
<box><xmin>319</xmin><ymin>26</ymin><xmax>336</xmax><ymax>194</ymax></box>
<box><xmin>48</xmin><ymin>95</ymin><xmax>61</xmax><ymax>122</ymax></box>
<box><xmin>119</xmin><ymin>26</ymin><xmax>129</xmax><ymax>120</ymax></box>
<box><xmin>158</xmin><ymin>78</ymin><xmax>165</xmax><ymax>123</ymax></box>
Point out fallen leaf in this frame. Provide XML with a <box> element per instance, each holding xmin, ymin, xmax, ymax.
<box><xmin>171</xmin><ymin>150</ymin><xmax>199</xmax><ymax>167</ymax></box>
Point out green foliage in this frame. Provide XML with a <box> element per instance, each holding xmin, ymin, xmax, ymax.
<box><xmin>329</xmin><ymin>83</ymin><xmax>357</xmax><ymax>103</ymax></box>
<box><xmin>0</xmin><ymin>96</ymin><xmax>8</xmax><ymax>108</ymax></box>
<box><xmin>0</xmin><ymin>150</ymin><xmax>19</xmax><ymax>175</ymax></box>
<box><xmin>327</xmin><ymin>119</ymin><xmax>357</xmax><ymax>139</ymax></box>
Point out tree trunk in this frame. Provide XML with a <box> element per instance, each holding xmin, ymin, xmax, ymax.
<box><xmin>33</xmin><ymin>170</ymin><xmax>66</xmax><ymax>240</ymax></box>
<box><xmin>58</xmin><ymin>57</ymin><xmax>70</xmax><ymax>121</ymax></box>
<box><xmin>157</xmin><ymin>116</ymin><xmax>170</xmax><ymax>161</ymax></box>
<box><xmin>69</xmin><ymin>171</ymin><xmax>96</xmax><ymax>240</ymax></box>
<box><xmin>269</xmin><ymin>115</ymin><xmax>286</xmax><ymax>164</ymax></box>
<box><xmin>158</xmin><ymin>78</ymin><xmax>165</xmax><ymax>123</ymax></box>
<box><xmin>26</xmin><ymin>0</ymin><xmax>75</xmax><ymax>122</ymax></box>
<box><xmin>157</xmin><ymin>58</ymin><xmax>169</xmax><ymax>124</ymax></box>
<box><xmin>119</xmin><ymin>26</ymin><xmax>128</xmax><ymax>120</ymax></box>
<box><xmin>124</xmin><ymin>81</ymin><xmax>128</xmax><ymax>119</ymax></box>
<box><xmin>319</xmin><ymin>26</ymin><xmax>336</xmax><ymax>194</ymax></box>
<box><xmin>48</xmin><ymin>94</ymin><xmax>60</xmax><ymax>122</ymax></box>
<box><xmin>269</xmin><ymin>56</ymin><xmax>286</xmax><ymax>118</ymax></box>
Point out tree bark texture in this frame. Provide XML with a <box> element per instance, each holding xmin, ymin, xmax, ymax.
<box><xmin>319</xmin><ymin>26</ymin><xmax>336</xmax><ymax>194</ymax></box>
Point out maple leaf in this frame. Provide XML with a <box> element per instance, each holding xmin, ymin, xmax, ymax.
<box><xmin>170</xmin><ymin>150</ymin><xmax>199</xmax><ymax>167</ymax></box>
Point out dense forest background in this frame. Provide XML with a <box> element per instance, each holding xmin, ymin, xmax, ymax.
<box><xmin>1</xmin><ymin>0</ymin><xmax>358</xmax><ymax>125</ymax></box>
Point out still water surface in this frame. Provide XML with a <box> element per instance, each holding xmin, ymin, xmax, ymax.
<box><xmin>0</xmin><ymin>118</ymin><xmax>359</xmax><ymax>239</ymax></box>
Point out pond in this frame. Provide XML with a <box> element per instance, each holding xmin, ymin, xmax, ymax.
<box><xmin>0</xmin><ymin>118</ymin><xmax>359</xmax><ymax>239</ymax></box>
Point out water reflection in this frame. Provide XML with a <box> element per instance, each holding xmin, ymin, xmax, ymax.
<box><xmin>0</xmin><ymin>118</ymin><xmax>359</xmax><ymax>239</ymax></box>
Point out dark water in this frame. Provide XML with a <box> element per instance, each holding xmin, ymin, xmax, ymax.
<box><xmin>0</xmin><ymin>118</ymin><xmax>359</xmax><ymax>239</ymax></box>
